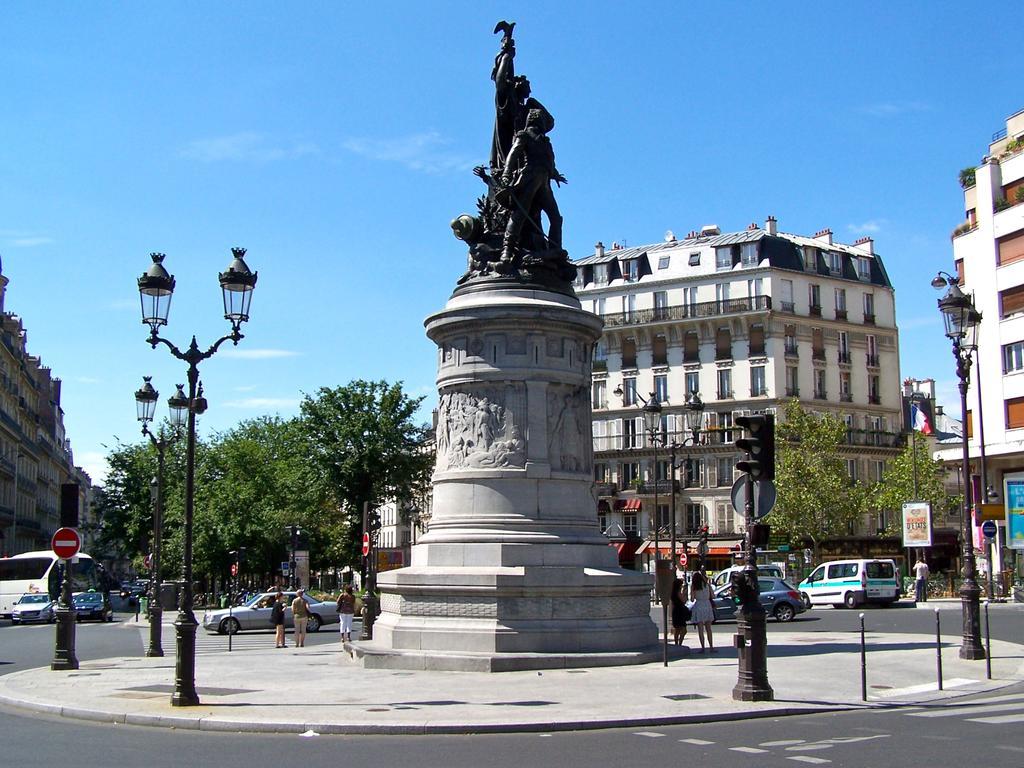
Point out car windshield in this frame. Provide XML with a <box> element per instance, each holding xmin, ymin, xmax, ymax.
<box><xmin>73</xmin><ymin>593</ymin><xmax>102</xmax><ymax>605</ymax></box>
<box><xmin>18</xmin><ymin>594</ymin><xmax>50</xmax><ymax>604</ymax></box>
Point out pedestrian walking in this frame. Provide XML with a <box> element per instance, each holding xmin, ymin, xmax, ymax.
<box><xmin>292</xmin><ymin>588</ymin><xmax>309</xmax><ymax>648</ymax></box>
<box><xmin>689</xmin><ymin>571</ymin><xmax>715</xmax><ymax>653</ymax></box>
<box><xmin>913</xmin><ymin>557</ymin><xmax>930</xmax><ymax>603</ymax></box>
<box><xmin>271</xmin><ymin>591</ymin><xmax>286</xmax><ymax>648</ymax></box>
<box><xmin>337</xmin><ymin>585</ymin><xmax>356</xmax><ymax>643</ymax></box>
<box><xmin>670</xmin><ymin>577</ymin><xmax>690</xmax><ymax>646</ymax></box>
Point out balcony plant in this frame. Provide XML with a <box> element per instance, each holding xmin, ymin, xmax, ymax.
<box><xmin>958</xmin><ymin>166</ymin><xmax>976</xmax><ymax>189</ymax></box>
<box><xmin>950</xmin><ymin>221</ymin><xmax>975</xmax><ymax>239</ymax></box>
<box><xmin>995</xmin><ymin>197</ymin><xmax>1011</xmax><ymax>213</ymax></box>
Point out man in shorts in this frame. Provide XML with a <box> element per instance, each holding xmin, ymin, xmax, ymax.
<box><xmin>291</xmin><ymin>588</ymin><xmax>309</xmax><ymax>647</ymax></box>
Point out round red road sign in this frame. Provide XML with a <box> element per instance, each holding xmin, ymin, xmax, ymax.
<box><xmin>361</xmin><ymin>532</ymin><xmax>370</xmax><ymax>557</ymax></box>
<box><xmin>678</xmin><ymin>552</ymin><xmax>688</xmax><ymax>568</ymax></box>
<box><xmin>51</xmin><ymin>527</ymin><xmax>81</xmax><ymax>559</ymax></box>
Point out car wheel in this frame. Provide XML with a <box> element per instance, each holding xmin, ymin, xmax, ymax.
<box><xmin>774</xmin><ymin>603</ymin><xmax>796</xmax><ymax>622</ymax></box>
<box><xmin>220</xmin><ymin>617</ymin><xmax>241</xmax><ymax>635</ymax></box>
<box><xmin>844</xmin><ymin>592</ymin><xmax>858</xmax><ymax>609</ymax></box>
<box><xmin>306</xmin><ymin>614</ymin><xmax>321</xmax><ymax>633</ymax></box>
<box><xmin>800</xmin><ymin>592</ymin><xmax>811</xmax><ymax>609</ymax></box>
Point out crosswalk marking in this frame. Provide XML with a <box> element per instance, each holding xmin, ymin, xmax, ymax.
<box><xmin>729</xmin><ymin>747</ymin><xmax>768</xmax><ymax>754</ymax></box>
<box><xmin>908</xmin><ymin>701</ymin><xmax>1024</xmax><ymax>718</ymax></box>
<box><xmin>761</xmin><ymin>740</ymin><xmax>805</xmax><ymax>747</ymax></box>
<box><xmin>787</xmin><ymin>758</ymin><xmax>831</xmax><ymax>765</ymax></box>
<box><xmin>967</xmin><ymin>714</ymin><xmax>1024</xmax><ymax>724</ymax></box>
<box><xmin>870</xmin><ymin>678</ymin><xmax>977</xmax><ymax>697</ymax></box>
<box><xmin>633</xmin><ymin>731</ymin><xmax>665</xmax><ymax>738</ymax></box>
<box><xmin>679</xmin><ymin>738</ymin><xmax>715</xmax><ymax>745</ymax></box>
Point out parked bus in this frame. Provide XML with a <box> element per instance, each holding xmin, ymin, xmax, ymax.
<box><xmin>0</xmin><ymin>551</ymin><xmax>101</xmax><ymax>618</ymax></box>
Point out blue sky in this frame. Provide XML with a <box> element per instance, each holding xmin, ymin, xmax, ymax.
<box><xmin>1</xmin><ymin>2</ymin><xmax>1018</xmax><ymax>482</ymax></box>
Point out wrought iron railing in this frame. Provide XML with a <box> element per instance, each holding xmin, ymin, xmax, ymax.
<box><xmin>601</xmin><ymin>295</ymin><xmax>771</xmax><ymax>329</ymax></box>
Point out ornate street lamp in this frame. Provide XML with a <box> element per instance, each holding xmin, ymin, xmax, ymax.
<box><xmin>932</xmin><ymin>271</ymin><xmax>985</xmax><ymax>661</ymax></box>
<box><xmin>134</xmin><ymin>376</ymin><xmax>182</xmax><ymax>658</ymax></box>
<box><xmin>670</xmin><ymin>392</ymin><xmax>705</xmax><ymax>570</ymax></box>
<box><xmin>137</xmin><ymin>248</ymin><xmax>258</xmax><ymax>706</ymax></box>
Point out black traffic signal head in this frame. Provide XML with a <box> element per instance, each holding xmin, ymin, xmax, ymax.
<box><xmin>734</xmin><ymin>414</ymin><xmax>775</xmax><ymax>481</ymax></box>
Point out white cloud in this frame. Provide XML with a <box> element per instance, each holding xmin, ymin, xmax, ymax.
<box><xmin>75</xmin><ymin>376</ymin><xmax>101</xmax><ymax>384</ymax></box>
<box><xmin>858</xmin><ymin>101</ymin><xmax>930</xmax><ymax>117</ymax></box>
<box><xmin>219</xmin><ymin>348</ymin><xmax>301</xmax><ymax>360</ymax></box>
<box><xmin>847</xmin><ymin>219</ymin><xmax>885</xmax><ymax>234</ymax></box>
<box><xmin>342</xmin><ymin>131</ymin><xmax>476</xmax><ymax>174</ymax></box>
<box><xmin>896</xmin><ymin>315</ymin><xmax>940</xmax><ymax>331</ymax></box>
<box><xmin>181</xmin><ymin>132</ymin><xmax>319</xmax><ymax>163</ymax></box>
<box><xmin>223</xmin><ymin>397</ymin><xmax>301</xmax><ymax>410</ymax></box>
<box><xmin>234</xmin><ymin>384</ymin><xmax>258</xmax><ymax>392</ymax></box>
<box><xmin>0</xmin><ymin>229</ymin><xmax>53</xmax><ymax>248</ymax></box>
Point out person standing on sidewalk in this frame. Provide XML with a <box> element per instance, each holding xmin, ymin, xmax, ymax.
<box><xmin>689</xmin><ymin>571</ymin><xmax>715</xmax><ymax>653</ymax></box>
<box><xmin>292</xmin><ymin>588</ymin><xmax>309</xmax><ymax>648</ymax></box>
<box><xmin>272</xmin><ymin>591</ymin><xmax>286</xmax><ymax>648</ymax></box>
<box><xmin>670</xmin><ymin>577</ymin><xmax>690</xmax><ymax>646</ymax></box>
<box><xmin>913</xmin><ymin>557</ymin><xmax>930</xmax><ymax>603</ymax></box>
<box><xmin>337</xmin><ymin>585</ymin><xmax>356</xmax><ymax>643</ymax></box>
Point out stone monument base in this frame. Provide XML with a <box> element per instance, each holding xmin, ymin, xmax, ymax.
<box><xmin>349</xmin><ymin>642</ymin><xmax>660</xmax><ymax>673</ymax></box>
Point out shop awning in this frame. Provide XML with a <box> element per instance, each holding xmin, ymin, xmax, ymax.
<box><xmin>615</xmin><ymin>498</ymin><xmax>643</xmax><ymax>511</ymax></box>
<box><xmin>612</xmin><ymin>540</ymin><xmax>641</xmax><ymax>559</ymax></box>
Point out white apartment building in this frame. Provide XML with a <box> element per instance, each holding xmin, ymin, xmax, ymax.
<box><xmin>941</xmin><ymin>106</ymin><xmax>1024</xmax><ymax>583</ymax></box>
<box><xmin>574</xmin><ymin>218</ymin><xmax>903</xmax><ymax>569</ymax></box>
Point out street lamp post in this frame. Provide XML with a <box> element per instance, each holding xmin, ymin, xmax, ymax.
<box><xmin>137</xmin><ymin>249</ymin><xmax>258</xmax><ymax>706</ymax></box>
<box><xmin>668</xmin><ymin>393</ymin><xmax>705</xmax><ymax>569</ymax></box>
<box><xmin>134</xmin><ymin>376</ymin><xmax>181</xmax><ymax>659</ymax></box>
<box><xmin>286</xmin><ymin>525</ymin><xmax>301</xmax><ymax>590</ymax></box>
<box><xmin>931</xmin><ymin>272</ymin><xmax>985</xmax><ymax>661</ymax></box>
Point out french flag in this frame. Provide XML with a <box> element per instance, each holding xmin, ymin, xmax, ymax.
<box><xmin>911</xmin><ymin>403</ymin><xmax>933</xmax><ymax>435</ymax></box>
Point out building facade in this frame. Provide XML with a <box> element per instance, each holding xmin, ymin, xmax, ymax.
<box><xmin>573</xmin><ymin>218</ymin><xmax>903</xmax><ymax>570</ymax></box>
<box><xmin>0</xmin><ymin>261</ymin><xmax>85</xmax><ymax>557</ymax></box>
<box><xmin>941</xmin><ymin>106</ymin><xmax>1024</xmax><ymax>585</ymax></box>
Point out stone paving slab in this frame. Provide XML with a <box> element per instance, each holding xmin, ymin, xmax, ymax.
<box><xmin>1</xmin><ymin>631</ymin><xmax>1022</xmax><ymax>734</ymax></box>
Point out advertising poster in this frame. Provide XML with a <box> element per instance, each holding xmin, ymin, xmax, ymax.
<box><xmin>1006</xmin><ymin>479</ymin><xmax>1024</xmax><ymax>550</ymax></box>
<box><xmin>901</xmin><ymin>501</ymin><xmax>932</xmax><ymax>548</ymax></box>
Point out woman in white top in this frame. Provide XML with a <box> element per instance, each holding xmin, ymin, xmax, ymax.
<box><xmin>689</xmin><ymin>570</ymin><xmax>715</xmax><ymax>653</ymax></box>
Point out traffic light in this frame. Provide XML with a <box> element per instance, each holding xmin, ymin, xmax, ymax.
<box><xmin>735</xmin><ymin>414</ymin><xmax>775</xmax><ymax>481</ymax></box>
<box><xmin>237</xmin><ymin>547</ymin><xmax>246</xmax><ymax>564</ymax></box>
<box><xmin>230</xmin><ymin>562</ymin><xmax>239</xmax><ymax>577</ymax></box>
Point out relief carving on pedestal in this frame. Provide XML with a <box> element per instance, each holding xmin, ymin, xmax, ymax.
<box><xmin>547</xmin><ymin>385</ymin><xmax>590</xmax><ymax>473</ymax></box>
<box><xmin>436</xmin><ymin>387</ymin><xmax>526</xmax><ymax>471</ymax></box>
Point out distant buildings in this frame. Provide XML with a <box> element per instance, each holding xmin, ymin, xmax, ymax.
<box><xmin>940</xmin><ymin>106</ymin><xmax>1024</xmax><ymax>582</ymax></box>
<box><xmin>0</xmin><ymin>260</ymin><xmax>94</xmax><ymax>557</ymax></box>
<box><xmin>573</xmin><ymin>218</ymin><xmax>903</xmax><ymax>570</ymax></box>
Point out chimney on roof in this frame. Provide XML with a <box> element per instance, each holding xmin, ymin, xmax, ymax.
<box><xmin>814</xmin><ymin>228</ymin><xmax>833</xmax><ymax>245</ymax></box>
<box><xmin>595</xmin><ymin>241</ymin><xmax>605</xmax><ymax>258</ymax></box>
<box><xmin>612</xmin><ymin>241</ymin><xmax>622</xmax><ymax>250</ymax></box>
<box><xmin>765</xmin><ymin>216</ymin><xmax>777</xmax><ymax>236</ymax></box>
<box><xmin>747</xmin><ymin>222</ymin><xmax>758</xmax><ymax>231</ymax></box>
<box><xmin>852</xmin><ymin>236</ymin><xmax>874</xmax><ymax>255</ymax></box>
<box><xmin>687</xmin><ymin>230</ymin><xmax>698</xmax><ymax>239</ymax></box>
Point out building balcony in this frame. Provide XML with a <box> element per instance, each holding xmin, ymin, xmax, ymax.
<box><xmin>864</xmin><ymin>313</ymin><xmax>876</xmax><ymax>325</ymax></box>
<box><xmin>786</xmin><ymin>387</ymin><xmax>799</xmax><ymax>397</ymax></box>
<box><xmin>780</xmin><ymin>301</ymin><xmax>795</xmax><ymax>313</ymax></box>
<box><xmin>868</xmin><ymin>394</ymin><xmax>882</xmax><ymax>405</ymax></box>
<box><xmin>840</xmin><ymin>392</ymin><xmax>853</xmax><ymax>403</ymax></box>
<box><xmin>784</xmin><ymin>344</ymin><xmax>798</xmax><ymax>357</ymax></box>
<box><xmin>812</xmin><ymin>349</ymin><xmax>826</xmax><ymax>361</ymax></box>
<box><xmin>717</xmin><ymin>389</ymin><xmax>734</xmax><ymax>399</ymax></box>
<box><xmin>601</xmin><ymin>295</ymin><xmax>772</xmax><ymax>329</ymax></box>
<box><xmin>636</xmin><ymin>479</ymin><xmax>681</xmax><ymax>495</ymax></box>
<box><xmin>0</xmin><ymin>456</ymin><xmax>14</xmax><ymax>477</ymax></box>
<box><xmin>595</xmin><ymin>482</ymin><xmax>618</xmax><ymax>496</ymax></box>
<box><xmin>593</xmin><ymin>359</ymin><xmax>607</xmax><ymax>372</ymax></box>
<box><xmin>683</xmin><ymin>354</ymin><xmax>701</xmax><ymax>364</ymax></box>
<box><xmin>838</xmin><ymin>351</ymin><xmax>852</xmax><ymax>365</ymax></box>
<box><xmin>845</xmin><ymin>429</ymin><xmax>903</xmax><ymax>448</ymax></box>
<box><xmin>809</xmin><ymin>304</ymin><xmax>822</xmax><ymax>317</ymax></box>
<box><xmin>813</xmin><ymin>390</ymin><xmax>827</xmax><ymax>400</ymax></box>
<box><xmin>866</xmin><ymin>354</ymin><xmax>880</xmax><ymax>367</ymax></box>
<box><xmin>836</xmin><ymin>309</ymin><xmax>848</xmax><ymax>320</ymax></box>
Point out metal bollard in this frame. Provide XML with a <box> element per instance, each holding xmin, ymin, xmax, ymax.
<box><xmin>859</xmin><ymin>612</ymin><xmax>867</xmax><ymax>702</ymax></box>
<box><xmin>935</xmin><ymin>608</ymin><xmax>943</xmax><ymax>691</ymax></box>
<box><xmin>984</xmin><ymin>601</ymin><xmax>992</xmax><ymax>680</ymax></box>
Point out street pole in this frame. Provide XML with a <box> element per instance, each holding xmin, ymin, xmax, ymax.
<box><xmin>972</xmin><ymin>352</ymin><xmax>996</xmax><ymax>600</ymax></box>
<box><xmin>669</xmin><ymin>441</ymin><xmax>677</xmax><ymax>573</ymax></box>
<box><xmin>732</xmin><ymin>469</ymin><xmax>773</xmax><ymax>701</ymax></box>
<box><xmin>51</xmin><ymin>557</ymin><xmax>78</xmax><ymax>670</ymax></box>
<box><xmin>289</xmin><ymin>525</ymin><xmax>299</xmax><ymax>590</ymax></box>
<box><xmin>147</xmin><ymin>474</ymin><xmax>163</xmax><ymax>657</ymax></box>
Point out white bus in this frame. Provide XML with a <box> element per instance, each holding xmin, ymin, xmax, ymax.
<box><xmin>0</xmin><ymin>551</ymin><xmax>101</xmax><ymax>618</ymax></box>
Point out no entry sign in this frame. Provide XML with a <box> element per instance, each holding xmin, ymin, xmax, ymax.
<box><xmin>51</xmin><ymin>527</ymin><xmax>81</xmax><ymax>560</ymax></box>
<box><xmin>362</xmin><ymin>532</ymin><xmax>370</xmax><ymax>557</ymax></box>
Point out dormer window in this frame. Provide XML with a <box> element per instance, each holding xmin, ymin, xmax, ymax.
<box><xmin>827</xmin><ymin>251</ymin><xmax>843</xmax><ymax>275</ymax></box>
<box><xmin>715</xmin><ymin>247</ymin><xmax>733</xmax><ymax>271</ymax></box>
<box><xmin>594</xmin><ymin>264</ymin><xmax>609</xmax><ymax>285</ymax></box>
<box><xmin>856</xmin><ymin>257</ymin><xmax>871</xmax><ymax>281</ymax></box>
<box><xmin>622</xmin><ymin>260</ymin><xmax>638</xmax><ymax>282</ymax></box>
<box><xmin>740</xmin><ymin>242</ymin><xmax>759</xmax><ymax>267</ymax></box>
<box><xmin>688</xmin><ymin>251</ymin><xmax>701</xmax><ymax>266</ymax></box>
<box><xmin>658</xmin><ymin>255</ymin><xmax>671</xmax><ymax>270</ymax></box>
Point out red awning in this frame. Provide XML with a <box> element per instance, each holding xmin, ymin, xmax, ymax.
<box><xmin>615</xmin><ymin>498</ymin><xmax>643</xmax><ymax>511</ymax></box>
<box><xmin>612</xmin><ymin>540</ymin><xmax>641</xmax><ymax>559</ymax></box>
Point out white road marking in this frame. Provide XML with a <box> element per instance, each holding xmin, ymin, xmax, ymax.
<box><xmin>787</xmin><ymin>758</ymin><xmax>832</xmax><ymax>765</ymax></box>
<box><xmin>967</xmin><ymin>714</ymin><xmax>1024</xmax><ymax>724</ymax></box>
<box><xmin>908</xmin><ymin>702</ymin><xmax>1024</xmax><ymax>718</ymax></box>
<box><xmin>679</xmin><ymin>738</ymin><xmax>715</xmax><ymax>745</ymax></box>
<box><xmin>870</xmin><ymin>678</ymin><xmax>977</xmax><ymax>697</ymax></box>
<box><xmin>938</xmin><ymin>693</ymin><xmax>1024</xmax><ymax>705</ymax></box>
<box><xmin>786</xmin><ymin>744</ymin><xmax>834</xmax><ymax>752</ymax></box>
<box><xmin>761</xmin><ymin>740</ymin><xmax>805</xmax><ymax>746</ymax></box>
<box><xmin>729</xmin><ymin>747</ymin><xmax>768</xmax><ymax>754</ymax></box>
<box><xmin>634</xmin><ymin>731</ymin><xmax>665</xmax><ymax>738</ymax></box>
<box><xmin>996</xmin><ymin>745</ymin><xmax>1024</xmax><ymax>752</ymax></box>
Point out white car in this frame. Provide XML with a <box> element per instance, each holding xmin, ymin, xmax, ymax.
<box><xmin>202</xmin><ymin>591</ymin><xmax>339</xmax><ymax>634</ymax></box>
<box><xmin>11</xmin><ymin>593</ymin><xmax>57</xmax><ymax>624</ymax></box>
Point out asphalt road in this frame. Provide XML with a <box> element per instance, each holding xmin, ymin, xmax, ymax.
<box><xmin>1</xmin><ymin>601</ymin><xmax>1020</xmax><ymax>767</ymax></box>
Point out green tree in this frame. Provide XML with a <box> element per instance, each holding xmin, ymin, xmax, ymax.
<box><xmin>767</xmin><ymin>400</ymin><xmax>864</xmax><ymax>562</ymax></box>
<box><xmin>866</xmin><ymin>431</ymin><xmax>958</xmax><ymax>538</ymax></box>
<box><xmin>299</xmin><ymin>380</ymin><xmax>435</xmax><ymax>563</ymax></box>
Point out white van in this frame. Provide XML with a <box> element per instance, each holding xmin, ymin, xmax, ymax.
<box><xmin>798</xmin><ymin>559</ymin><xmax>900</xmax><ymax>608</ymax></box>
<box><xmin>710</xmin><ymin>564</ymin><xmax>784</xmax><ymax>590</ymax></box>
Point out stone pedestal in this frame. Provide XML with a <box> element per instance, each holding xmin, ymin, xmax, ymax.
<box><xmin>355</xmin><ymin>286</ymin><xmax>657</xmax><ymax>671</ymax></box>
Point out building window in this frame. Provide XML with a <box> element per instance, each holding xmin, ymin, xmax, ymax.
<box><xmin>717</xmin><ymin>457</ymin><xmax>733</xmax><ymax>487</ymax></box>
<box><xmin>682</xmin><ymin>286</ymin><xmax>698</xmax><ymax>314</ymax></box>
<box><xmin>784</xmin><ymin>324</ymin><xmax>798</xmax><ymax>355</ymax></box>
<box><xmin>685</xmin><ymin>503</ymin><xmax>704</xmax><ymax>532</ymax></box>
<box><xmin>812</xmin><ymin>327</ymin><xmax>825</xmax><ymax>360</ymax></box>
<box><xmin>747</xmin><ymin>278</ymin><xmax>764</xmax><ymax>300</ymax></box>
<box><xmin>622</xmin><ymin>338</ymin><xmax>637</xmax><ymax>369</ymax></box>
<box><xmin>685</xmin><ymin>371</ymin><xmax>700</xmax><ymax>396</ymax></box>
<box><xmin>840</xmin><ymin>371</ymin><xmax>852</xmax><ymax>402</ymax></box>
<box><xmin>1006</xmin><ymin>397</ymin><xmax>1024</xmax><ymax>430</ymax></box>
<box><xmin>835</xmin><ymin>287</ymin><xmax>847</xmax><ymax>319</ymax></box>
<box><xmin>658</xmin><ymin>255</ymin><xmax>671</xmax><ymax>270</ymax></box>
<box><xmin>716</xmin><ymin>282</ymin><xmax>731</xmax><ymax>303</ymax></box>
<box><xmin>684</xmin><ymin>458</ymin><xmax>704</xmax><ymax>488</ymax></box>
<box><xmin>846</xmin><ymin>459</ymin><xmax>859</xmax><ymax>484</ymax></box>
<box><xmin>688</xmin><ymin>251</ymin><xmax>701</xmax><ymax>266</ymax></box>
<box><xmin>594</xmin><ymin>341</ymin><xmax>608</xmax><ymax>363</ymax></box>
<box><xmin>656</xmin><ymin>503</ymin><xmax>671</xmax><ymax>531</ymax></box>
<box><xmin>740</xmin><ymin>242</ymin><xmax>759</xmax><ymax>267</ymax></box>
<box><xmin>594</xmin><ymin>264</ymin><xmax>609</xmax><ymax>285</ymax></box>
<box><xmin>592</xmin><ymin>380</ymin><xmax>606</xmax><ymax>410</ymax></box>
<box><xmin>1004</xmin><ymin>341</ymin><xmax>1024</xmax><ymax>373</ymax></box>
<box><xmin>716</xmin><ymin>502</ymin><xmax>734</xmax><ymax>534</ymax></box>
<box><xmin>866</xmin><ymin>334</ymin><xmax>878</xmax><ymax>366</ymax></box>
<box><xmin>594</xmin><ymin>462</ymin><xmax>610</xmax><ymax>483</ymax></box>
<box><xmin>654</xmin><ymin>374</ymin><xmax>668</xmax><ymax>403</ymax></box>
<box><xmin>814</xmin><ymin>369</ymin><xmax>826</xmax><ymax>399</ymax></box>
<box><xmin>785</xmin><ymin>366</ymin><xmax>799</xmax><ymax>397</ymax></box>
<box><xmin>622</xmin><ymin>259</ymin><xmax>638</xmax><ymax>282</ymax></box>
<box><xmin>1001</xmin><ymin>284</ymin><xmax>1024</xmax><ymax>318</ymax></box>
<box><xmin>717</xmin><ymin>368</ymin><xmax>733</xmax><ymax>399</ymax></box>
<box><xmin>863</xmin><ymin>292</ymin><xmax>876</xmax><ymax>323</ymax></box>
<box><xmin>749</xmin><ymin>323</ymin><xmax>765</xmax><ymax>356</ymax></box>
<box><xmin>598</xmin><ymin>510</ymin><xmax>608</xmax><ymax>533</ymax></box>
<box><xmin>622</xmin><ymin>377</ymin><xmax>637</xmax><ymax>406</ymax></box>
<box><xmin>715</xmin><ymin>247</ymin><xmax>733</xmax><ymax>271</ymax></box>
<box><xmin>780</xmin><ymin>279</ymin><xmax>794</xmax><ymax>312</ymax></box>
<box><xmin>997</xmin><ymin>230</ymin><xmax>1024</xmax><ymax>267</ymax></box>
<box><xmin>622</xmin><ymin>461</ymin><xmax>640</xmax><ymax>486</ymax></box>
<box><xmin>623</xmin><ymin>418</ymin><xmax>640</xmax><ymax>449</ymax></box>
<box><xmin>653</xmin><ymin>290</ymin><xmax>669</xmax><ymax>319</ymax></box>
<box><xmin>868</xmin><ymin>375</ymin><xmax>881</xmax><ymax>404</ymax></box>
<box><xmin>715</xmin><ymin>327</ymin><xmax>732</xmax><ymax>360</ymax></box>
<box><xmin>624</xmin><ymin>512</ymin><xmax>638</xmax><ymax>535</ymax></box>
<box><xmin>857</xmin><ymin>257</ymin><xmax>871</xmax><ymax>281</ymax></box>
<box><xmin>750</xmin><ymin>366</ymin><xmax>766</xmax><ymax>396</ymax></box>
<box><xmin>838</xmin><ymin>331</ymin><xmax>850</xmax><ymax>364</ymax></box>
<box><xmin>717</xmin><ymin>411</ymin><xmax>734</xmax><ymax>443</ymax></box>
<box><xmin>809</xmin><ymin>284</ymin><xmax>822</xmax><ymax>315</ymax></box>
<box><xmin>684</xmin><ymin>331</ymin><xmax>700</xmax><ymax>362</ymax></box>
<box><xmin>652</xmin><ymin>334</ymin><xmax>668</xmax><ymax>366</ymax></box>
<box><xmin>826</xmin><ymin>251</ymin><xmax>843</xmax><ymax>275</ymax></box>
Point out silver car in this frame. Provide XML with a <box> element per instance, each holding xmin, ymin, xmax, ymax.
<box><xmin>11</xmin><ymin>593</ymin><xmax>57</xmax><ymax>624</ymax></box>
<box><xmin>202</xmin><ymin>591</ymin><xmax>339</xmax><ymax>634</ymax></box>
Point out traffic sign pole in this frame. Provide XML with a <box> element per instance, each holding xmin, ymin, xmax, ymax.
<box><xmin>50</xmin><ymin>528</ymin><xmax>79</xmax><ymax>671</ymax></box>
